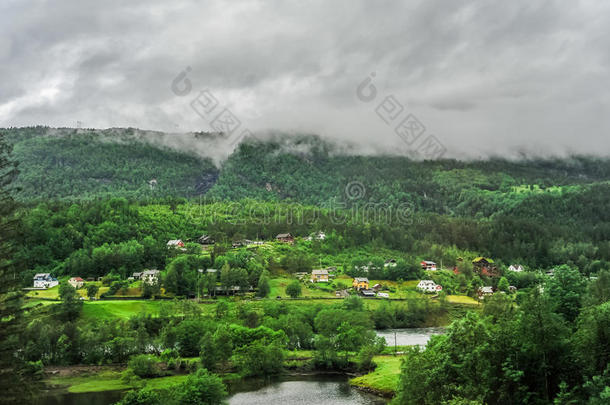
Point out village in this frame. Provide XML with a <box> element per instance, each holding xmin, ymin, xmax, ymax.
<box><xmin>25</xmin><ymin>231</ymin><xmax>525</xmax><ymax>304</ymax></box>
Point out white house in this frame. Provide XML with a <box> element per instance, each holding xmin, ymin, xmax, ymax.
<box><xmin>68</xmin><ymin>277</ymin><xmax>85</xmax><ymax>289</ymax></box>
<box><xmin>33</xmin><ymin>273</ymin><xmax>59</xmax><ymax>289</ymax></box>
<box><xmin>478</xmin><ymin>286</ymin><xmax>494</xmax><ymax>298</ymax></box>
<box><xmin>417</xmin><ymin>280</ymin><xmax>442</xmax><ymax>293</ymax></box>
<box><xmin>384</xmin><ymin>259</ymin><xmax>397</xmax><ymax>268</ymax></box>
<box><xmin>141</xmin><ymin>269</ymin><xmax>160</xmax><ymax>284</ymax></box>
<box><xmin>167</xmin><ymin>239</ymin><xmax>185</xmax><ymax>248</ymax></box>
<box><xmin>508</xmin><ymin>264</ymin><xmax>524</xmax><ymax>272</ymax></box>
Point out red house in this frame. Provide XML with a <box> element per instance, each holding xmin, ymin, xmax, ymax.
<box><xmin>472</xmin><ymin>257</ymin><xmax>499</xmax><ymax>277</ymax></box>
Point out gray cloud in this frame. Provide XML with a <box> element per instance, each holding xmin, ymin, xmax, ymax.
<box><xmin>1</xmin><ymin>0</ymin><xmax>610</xmax><ymax>159</ymax></box>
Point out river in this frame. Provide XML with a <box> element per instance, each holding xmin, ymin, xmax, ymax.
<box><xmin>227</xmin><ymin>374</ymin><xmax>386</xmax><ymax>404</ymax></box>
<box><xmin>34</xmin><ymin>328</ymin><xmax>446</xmax><ymax>405</ymax></box>
<box><xmin>34</xmin><ymin>375</ymin><xmax>385</xmax><ymax>405</ymax></box>
<box><xmin>376</xmin><ymin>327</ymin><xmax>445</xmax><ymax>347</ymax></box>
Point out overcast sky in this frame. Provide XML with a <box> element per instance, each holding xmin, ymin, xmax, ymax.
<box><xmin>2</xmin><ymin>0</ymin><xmax>610</xmax><ymax>158</ymax></box>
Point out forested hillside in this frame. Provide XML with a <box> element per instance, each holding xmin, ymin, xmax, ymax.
<box><xmin>3</xmin><ymin>127</ymin><xmax>218</xmax><ymax>200</ymax></box>
<box><xmin>5</xmin><ymin>127</ymin><xmax>610</xmax><ymax>272</ymax></box>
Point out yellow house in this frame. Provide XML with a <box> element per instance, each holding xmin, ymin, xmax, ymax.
<box><xmin>311</xmin><ymin>269</ymin><xmax>329</xmax><ymax>282</ymax></box>
<box><xmin>352</xmin><ymin>277</ymin><xmax>369</xmax><ymax>291</ymax></box>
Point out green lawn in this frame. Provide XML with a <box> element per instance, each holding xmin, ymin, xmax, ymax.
<box><xmin>46</xmin><ymin>370</ymin><xmax>189</xmax><ymax>393</ymax></box>
<box><xmin>350</xmin><ymin>355</ymin><xmax>403</xmax><ymax>396</ymax></box>
<box><xmin>46</xmin><ymin>370</ymin><xmax>130</xmax><ymax>393</ymax></box>
<box><xmin>446</xmin><ymin>295</ymin><xmax>480</xmax><ymax>305</ymax></box>
<box><xmin>269</xmin><ymin>277</ymin><xmax>337</xmax><ymax>298</ymax></box>
<box><xmin>81</xmin><ymin>300</ymin><xmax>163</xmax><ymax>320</ymax></box>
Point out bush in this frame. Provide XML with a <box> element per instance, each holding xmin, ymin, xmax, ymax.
<box><xmin>116</xmin><ymin>387</ymin><xmax>161</xmax><ymax>405</ymax></box>
<box><xmin>127</xmin><ymin>354</ymin><xmax>160</xmax><ymax>378</ymax></box>
<box><xmin>357</xmin><ymin>345</ymin><xmax>377</xmax><ymax>371</ymax></box>
<box><xmin>160</xmin><ymin>348</ymin><xmax>180</xmax><ymax>361</ymax></box>
<box><xmin>175</xmin><ymin>369</ymin><xmax>227</xmax><ymax>405</ymax></box>
<box><xmin>22</xmin><ymin>360</ymin><xmax>44</xmax><ymax>379</ymax></box>
<box><xmin>285</xmin><ymin>280</ymin><xmax>302</xmax><ymax>298</ymax></box>
<box><xmin>186</xmin><ymin>358</ymin><xmax>201</xmax><ymax>373</ymax></box>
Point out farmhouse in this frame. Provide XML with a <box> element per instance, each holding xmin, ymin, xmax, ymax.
<box><xmin>417</xmin><ymin>280</ymin><xmax>442</xmax><ymax>293</ymax></box>
<box><xmin>473</xmin><ymin>257</ymin><xmax>499</xmax><ymax>277</ymax></box>
<box><xmin>311</xmin><ymin>269</ymin><xmax>329</xmax><ymax>282</ymax></box>
<box><xmin>478</xmin><ymin>286</ymin><xmax>494</xmax><ymax>298</ymax></box>
<box><xmin>360</xmin><ymin>289</ymin><xmax>376</xmax><ymax>297</ymax></box>
<box><xmin>421</xmin><ymin>261</ymin><xmax>437</xmax><ymax>271</ymax></box>
<box><xmin>141</xmin><ymin>269</ymin><xmax>160</xmax><ymax>284</ymax></box>
<box><xmin>353</xmin><ymin>277</ymin><xmax>369</xmax><ymax>291</ymax></box>
<box><xmin>33</xmin><ymin>273</ymin><xmax>58</xmax><ymax>289</ymax></box>
<box><xmin>68</xmin><ymin>277</ymin><xmax>85</xmax><ymax>289</ymax></box>
<box><xmin>167</xmin><ymin>239</ymin><xmax>185</xmax><ymax>248</ymax></box>
<box><xmin>508</xmin><ymin>264</ymin><xmax>524</xmax><ymax>272</ymax></box>
<box><xmin>276</xmin><ymin>233</ymin><xmax>294</xmax><ymax>243</ymax></box>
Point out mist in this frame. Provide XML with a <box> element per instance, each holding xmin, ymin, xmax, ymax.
<box><xmin>1</xmin><ymin>0</ymin><xmax>610</xmax><ymax>160</ymax></box>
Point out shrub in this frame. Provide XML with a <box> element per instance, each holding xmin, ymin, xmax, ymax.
<box><xmin>285</xmin><ymin>280</ymin><xmax>302</xmax><ymax>298</ymax></box>
<box><xmin>160</xmin><ymin>348</ymin><xmax>180</xmax><ymax>361</ymax></box>
<box><xmin>175</xmin><ymin>369</ymin><xmax>227</xmax><ymax>405</ymax></box>
<box><xmin>186</xmin><ymin>358</ymin><xmax>201</xmax><ymax>373</ymax></box>
<box><xmin>127</xmin><ymin>354</ymin><xmax>160</xmax><ymax>378</ymax></box>
<box><xmin>117</xmin><ymin>387</ymin><xmax>161</xmax><ymax>405</ymax></box>
<box><xmin>22</xmin><ymin>360</ymin><xmax>44</xmax><ymax>379</ymax></box>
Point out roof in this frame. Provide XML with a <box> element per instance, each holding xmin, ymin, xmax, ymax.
<box><xmin>34</xmin><ymin>273</ymin><xmax>51</xmax><ymax>279</ymax></box>
<box><xmin>418</xmin><ymin>279</ymin><xmax>436</xmax><ymax>284</ymax></box>
<box><xmin>142</xmin><ymin>269</ymin><xmax>160</xmax><ymax>275</ymax></box>
<box><xmin>354</xmin><ymin>277</ymin><xmax>369</xmax><ymax>282</ymax></box>
<box><xmin>70</xmin><ymin>277</ymin><xmax>84</xmax><ymax>281</ymax></box>
<box><xmin>472</xmin><ymin>257</ymin><xmax>494</xmax><ymax>263</ymax></box>
<box><xmin>312</xmin><ymin>269</ymin><xmax>329</xmax><ymax>275</ymax></box>
<box><xmin>167</xmin><ymin>239</ymin><xmax>183</xmax><ymax>245</ymax></box>
<box><xmin>479</xmin><ymin>286</ymin><xmax>494</xmax><ymax>293</ymax></box>
<box><xmin>276</xmin><ymin>233</ymin><xmax>292</xmax><ymax>238</ymax></box>
<box><xmin>361</xmin><ymin>289</ymin><xmax>376</xmax><ymax>296</ymax></box>
<box><xmin>422</xmin><ymin>260</ymin><xmax>436</xmax><ymax>265</ymax></box>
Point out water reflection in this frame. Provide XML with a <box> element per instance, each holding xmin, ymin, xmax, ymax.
<box><xmin>376</xmin><ymin>327</ymin><xmax>445</xmax><ymax>347</ymax></box>
<box><xmin>33</xmin><ymin>390</ymin><xmax>125</xmax><ymax>405</ymax></box>
<box><xmin>228</xmin><ymin>375</ymin><xmax>385</xmax><ymax>405</ymax></box>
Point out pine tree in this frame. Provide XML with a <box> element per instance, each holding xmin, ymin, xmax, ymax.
<box><xmin>0</xmin><ymin>134</ymin><xmax>27</xmax><ymax>403</ymax></box>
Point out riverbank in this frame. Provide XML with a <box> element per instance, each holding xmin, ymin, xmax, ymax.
<box><xmin>350</xmin><ymin>355</ymin><xmax>402</xmax><ymax>398</ymax></box>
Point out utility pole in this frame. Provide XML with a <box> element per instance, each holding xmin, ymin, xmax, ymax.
<box><xmin>394</xmin><ymin>331</ymin><xmax>397</xmax><ymax>356</ymax></box>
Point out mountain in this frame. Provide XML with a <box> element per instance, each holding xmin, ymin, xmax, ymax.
<box><xmin>3</xmin><ymin>127</ymin><xmax>218</xmax><ymax>201</ymax></box>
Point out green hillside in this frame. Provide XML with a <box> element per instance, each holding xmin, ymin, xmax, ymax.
<box><xmin>3</xmin><ymin>127</ymin><xmax>218</xmax><ymax>201</ymax></box>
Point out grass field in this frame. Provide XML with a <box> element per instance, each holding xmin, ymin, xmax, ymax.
<box><xmin>350</xmin><ymin>355</ymin><xmax>403</xmax><ymax>396</ymax></box>
<box><xmin>81</xmin><ymin>300</ymin><xmax>164</xmax><ymax>320</ymax></box>
<box><xmin>46</xmin><ymin>370</ymin><xmax>130</xmax><ymax>393</ymax></box>
<box><xmin>46</xmin><ymin>370</ymin><xmax>189</xmax><ymax>393</ymax></box>
<box><xmin>446</xmin><ymin>295</ymin><xmax>480</xmax><ymax>305</ymax></box>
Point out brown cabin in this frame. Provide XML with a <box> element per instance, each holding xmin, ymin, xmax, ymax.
<box><xmin>276</xmin><ymin>233</ymin><xmax>294</xmax><ymax>244</ymax></box>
